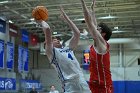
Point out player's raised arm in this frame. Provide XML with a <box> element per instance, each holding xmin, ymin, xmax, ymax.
<box><xmin>32</xmin><ymin>6</ymin><xmax>53</xmax><ymax>61</ymax></box>
<box><xmin>80</xmin><ymin>0</ymin><xmax>107</xmax><ymax>53</ymax></box>
<box><xmin>60</xmin><ymin>6</ymin><xmax>80</xmax><ymax>50</ymax></box>
<box><xmin>41</xmin><ymin>21</ymin><xmax>53</xmax><ymax>61</ymax></box>
<box><xmin>90</xmin><ymin>0</ymin><xmax>97</xmax><ymax>26</ymax></box>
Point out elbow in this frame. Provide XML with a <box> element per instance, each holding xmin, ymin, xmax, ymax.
<box><xmin>77</xmin><ymin>32</ymin><xmax>80</xmax><ymax>38</ymax></box>
<box><xmin>74</xmin><ymin>30</ymin><xmax>80</xmax><ymax>37</ymax></box>
<box><xmin>77</xmin><ymin>31</ymin><xmax>80</xmax><ymax>36</ymax></box>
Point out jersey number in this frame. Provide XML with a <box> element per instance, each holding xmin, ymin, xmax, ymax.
<box><xmin>68</xmin><ymin>53</ymin><xmax>73</xmax><ymax>60</ymax></box>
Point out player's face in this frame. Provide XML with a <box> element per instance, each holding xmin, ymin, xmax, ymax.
<box><xmin>52</xmin><ymin>38</ymin><xmax>62</xmax><ymax>48</ymax></box>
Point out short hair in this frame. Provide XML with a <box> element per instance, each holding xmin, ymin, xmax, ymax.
<box><xmin>98</xmin><ymin>22</ymin><xmax>112</xmax><ymax>41</ymax></box>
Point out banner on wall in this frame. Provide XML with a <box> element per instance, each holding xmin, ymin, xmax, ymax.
<box><xmin>21</xmin><ymin>79</ymin><xmax>42</xmax><ymax>90</ymax></box>
<box><xmin>0</xmin><ymin>19</ymin><xmax>6</xmax><ymax>33</ymax></box>
<box><xmin>18</xmin><ymin>45</ymin><xmax>24</xmax><ymax>72</ymax></box>
<box><xmin>23</xmin><ymin>48</ymin><xmax>29</xmax><ymax>72</ymax></box>
<box><xmin>6</xmin><ymin>42</ymin><xmax>14</xmax><ymax>69</ymax></box>
<box><xmin>18</xmin><ymin>46</ymin><xmax>29</xmax><ymax>72</ymax></box>
<box><xmin>9</xmin><ymin>23</ymin><xmax>18</xmax><ymax>37</ymax></box>
<box><xmin>0</xmin><ymin>39</ymin><xmax>4</xmax><ymax>69</ymax></box>
<box><xmin>0</xmin><ymin>77</ymin><xmax>16</xmax><ymax>90</ymax></box>
<box><xmin>21</xmin><ymin>29</ymin><xmax>29</xmax><ymax>43</ymax></box>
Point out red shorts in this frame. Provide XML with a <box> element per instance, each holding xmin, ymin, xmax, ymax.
<box><xmin>89</xmin><ymin>81</ymin><xmax>114</xmax><ymax>93</ymax></box>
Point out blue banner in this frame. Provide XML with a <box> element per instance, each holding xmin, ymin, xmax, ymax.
<box><xmin>0</xmin><ymin>77</ymin><xmax>16</xmax><ymax>90</ymax></box>
<box><xmin>18</xmin><ymin>46</ymin><xmax>29</xmax><ymax>72</ymax></box>
<box><xmin>23</xmin><ymin>48</ymin><xmax>29</xmax><ymax>72</ymax></box>
<box><xmin>0</xmin><ymin>39</ymin><xmax>4</xmax><ymax>69</ymax></box>
<box><xmin>18</xmin><ymin>45</ymin><xmax>23</xmax><ymax>72</ymax></box>
<box><xmin>0</xmin><ymin>19</ymin><xmax>6</xmax><ymax>33</ymax></box>
<box><xmin>6</xmin><ymin>42</ymin><xmax>14</xmax><ymax>69</ymax></box>
<box><xmin>21</xmin><ymin>29</ymin><xmax>29</xmax><ymax>43</ymax></box>
<box><xmin>21</xmin><ymin>80</ymin><xmax>42</xmax><ymax>90</ymax></box>
<box><xmin>0</xmin><ymin>77</ymin><xmax>4</xmax><ymax>90</ymax></box>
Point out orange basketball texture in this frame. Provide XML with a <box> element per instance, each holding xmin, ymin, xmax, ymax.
<box><xmin>32</xmin><ymin>6</ymin><xmax>48</xmax><ymax>21</ymax></box>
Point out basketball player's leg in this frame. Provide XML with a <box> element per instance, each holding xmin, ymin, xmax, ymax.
<box><xmin>107</xmin><ymin>85</ymin><xmax>114</xmax><ymax>93</ymax></box>
<box><xmin>106</xmin><ymin>85</ymin><xmax>114</xmax><ymax>93</ymax></box>
<box><xmin>89</xmin><ymin>81</ymin><xmax>99</xmax><ymax>93</ymax></box>
<box><xmin>99</xmin><ymin>85</ymin><xmax>114</xmax><ymax>93</ymax></box>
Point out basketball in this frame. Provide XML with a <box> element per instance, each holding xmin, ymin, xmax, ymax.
<box><xmin>32</xmin><ymin>6</ymin><xmax>48</xmax><ymax>21</ymax></box>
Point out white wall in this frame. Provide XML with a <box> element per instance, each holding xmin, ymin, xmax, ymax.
<box><xmin>111</xmin><ymin>67</ymin><xmax>140</xmax><ymax>81</ymax></box>
<box><xmin>81</xmin><ymin>67</ymin><xmax>140</xmax><ymax>81</ymax></box>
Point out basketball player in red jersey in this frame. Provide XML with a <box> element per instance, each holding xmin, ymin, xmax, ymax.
<box><xmin>80</xmin><ymin>0</ymin><xmax>113</xmax><ymax>93</ymax></box>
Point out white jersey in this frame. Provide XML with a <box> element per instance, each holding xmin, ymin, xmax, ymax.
<box><xmin>51</xmin><ymin>47</ymin><xmax>91</xmax><ymax>93</ymax></box>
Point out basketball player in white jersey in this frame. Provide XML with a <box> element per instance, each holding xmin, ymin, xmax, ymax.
<box><xmin>37</xmin><ymin>7</ymin><xmax>91</xmax><ymax>93</ymax></box>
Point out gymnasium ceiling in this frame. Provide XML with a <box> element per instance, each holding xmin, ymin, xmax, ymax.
<box><xmin>0</xmin><ymin>0</ymin><xmax>140</xmax><ymax>41</ymax></box>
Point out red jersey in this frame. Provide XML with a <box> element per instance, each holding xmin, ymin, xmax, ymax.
<box><xmin>89</xmin><ymin>42</ymin><xmax>112</xmax><ymax>86</ymax></box>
